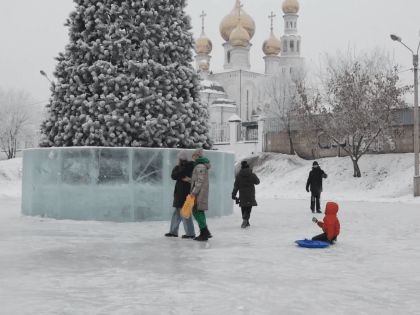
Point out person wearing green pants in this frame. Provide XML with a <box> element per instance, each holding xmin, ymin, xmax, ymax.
<box><xmin>183</xmin><ymin>148</ymin><xmax>212</xmax><ymax>241</ymax></box>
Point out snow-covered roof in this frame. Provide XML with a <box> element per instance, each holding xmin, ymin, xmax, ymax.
<box><xmin>200</xmin><ymin>80</ymin><xmax>225</xmax><ymax>94</ymax></box>
<box><xmin>210</xmin><ymin>98</ymin><xmax>237</xmax><ymax>108</ymax></box>
<box><xmin>228</xmin><ymin>114</ymin><xmax>241</xmax><ymax>122</ymax></box>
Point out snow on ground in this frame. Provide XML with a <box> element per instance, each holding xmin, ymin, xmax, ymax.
<box><xmin>1</xmin><ymin>197</ymin><xmax>419</xmax><ymax>314</ymax></box>
<box><xmin>0</xmin><ymin>157</ymin><xmax>22</xmax><ymax>197</ymax></box>
<box><xmin>2</xmin><ymin>153</ymin><xmax>420</xmax><ymax>204</ymax></box>
<box><xmin>247</xmin><ymin>152</ymin><xmax>420</xmax><ymax>204</ymax></box>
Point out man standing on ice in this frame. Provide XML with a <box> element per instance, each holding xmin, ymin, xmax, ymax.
<box><xmin>165</xmin><ymin>150</ymin><xmax>196</xmax><ymax>239</ymax></box>
<box><xmin>183</xmin><ymin>148</ymin><xmax>212</xmax><ymax>242</ymax></box>
<box><xmin>232</xmin><ymin>160</ymin><xmax>260</xmax><ymax>228</ymax></box>
<box><xmin>306</xmin><ymin>161</ymin><xmax>328</xmax><ymax>213</ymax></box>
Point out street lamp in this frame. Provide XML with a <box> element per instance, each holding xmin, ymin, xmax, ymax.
<box><xmin>391</xmin><ymin>34</ymin><xmax>420</xmax><ymax>196</ymax></box>
<box><xmin>40</xmin><ymin>70</ymin><xmax>52</xmax><ymax>83</ymax></box>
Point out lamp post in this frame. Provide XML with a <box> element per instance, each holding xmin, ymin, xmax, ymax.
<box><xmin>40</xmin><ymin>70</ymin><xmax>52</xmax><ymax>83</ymax></box>
<box><xmin>391</xmin><ymin>34</ymin><xmax>420</xmax><ymax>196</ymax></box>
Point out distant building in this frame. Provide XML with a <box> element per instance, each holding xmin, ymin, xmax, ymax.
<box><xmin>194</xmin><ymin>0</ymin><xmax>305</xmax><ymax>124</ymax></box>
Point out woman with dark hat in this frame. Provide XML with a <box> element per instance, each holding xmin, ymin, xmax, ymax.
<box><xmin>165</xmin><ymin>150</ymin><xmax>196</xmax><ymax>238</ymax></box>
<box><xmin>232</xmin><ymin>160</ymin><xmax>260</xmax><ymax>228</ymax></box>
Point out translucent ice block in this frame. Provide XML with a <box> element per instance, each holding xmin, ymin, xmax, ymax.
<box><xmin>21</xmin><ymin>148</ymin><xmax>235</xmax><ymax>222</ymax></box>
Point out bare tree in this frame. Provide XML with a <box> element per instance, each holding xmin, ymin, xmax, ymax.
<box><xmin>0</xmin><ymin>88</ymin><xmax>39</xmax><ymax>159</ymax></box>
<box><xmin>293</xmin><ymin>48</ymin><xmax>411</xmax><ymax>177</ymax></box>
<box><xmin>259</xmin><ymin>67</ymin><xmax>307</xmax><ymax>155</ymax></box>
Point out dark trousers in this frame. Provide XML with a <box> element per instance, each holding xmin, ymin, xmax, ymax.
<box><xmin>312</xmin><ymin>232</ymin><xmax>337</xmax><ymax>242</ymax></box>
<box><xmin>311</xmin><ymin>190</ymin><xmax>321</xmax><ymax>211</ymax></box>
<box><xmin>241</xmin><ymin>207</ymin><xmax>252</xmax><ymax>221</ymax></box>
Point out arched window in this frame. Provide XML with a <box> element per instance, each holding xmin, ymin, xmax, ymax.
<box><xmin>294</xmin><ymin>22</ymin><xmax>297</xmax><ymax>28</ymax></box>
<box><xmin>227</xmin><ymin>50</ymin><xmax>231</xmax><ymax>63</ymax></box>
<box><xmin>297</xmin><ymin>41</ymin><xmax>300</xmax><ymax>53</ymax></box>
<box><xmin>290</xmin><ymin>41</ymin><xmax>294</xmax><ymax>52</ymax></box>
<box><xmin>283</xmin><ymin>41</ymin><xmax>287</xmax><ymax>52</ymax></box>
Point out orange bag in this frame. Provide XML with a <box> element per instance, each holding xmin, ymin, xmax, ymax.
<box><xmin>181</xmin><ymin>195</ymin><xmax>195</xmax><ymax>219</ymax></box>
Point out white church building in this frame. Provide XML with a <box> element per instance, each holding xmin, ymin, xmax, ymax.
<box><xmin>194</xmin><ymin>0</ymin><xmax>305</xmax><ymax>125</ymax></box>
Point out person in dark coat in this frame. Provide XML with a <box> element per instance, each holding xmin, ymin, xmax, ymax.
<box><xmin>232</xmin><ymin>160</ymin><xmax>260</xmax><ymax>228</ymax></box>
<box><xmin>165</xmin><ymin>150</ymin><xmax>196</xmax><ymax>239</ymax></box>
<box><xmin>306</xmin><ymin>161</ymin><xmax>328</xmax><ymax>213</ymax></box>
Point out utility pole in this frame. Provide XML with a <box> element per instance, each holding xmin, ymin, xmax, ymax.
<box><xmin>391</xmin><ymin>33</ymin><xmax>420</xmax><ymax>196</ymax></box>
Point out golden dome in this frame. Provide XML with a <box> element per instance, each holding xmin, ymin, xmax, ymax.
<box><xmin>282</xmin><ymin>0</ymin><xmax>299</xmax><ymax>14</ymax></box>
<box><xmin>220</xmin><ymin>0</ymin><xmax>256</xmax><ymax>42</ymax></box>
<box><xmin>199</xmin><ymin>62</ymin><xmax>210</xmax><ymax>72</ymax></box>
<box><xmin>263</xmin><ymin>29</ymin><xmax>281</xmax><ymax>56</ymax></box>
<box><xmin>229</xmin><ymin>18</ymin><xmax>250</xmax><ymax>48</ymax></box>
<box><xmin>195</xmin><ymin>29</ymin><xmax>213</xmax><ymax>55</ymax></box>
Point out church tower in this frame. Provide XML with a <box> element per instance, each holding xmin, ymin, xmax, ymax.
<box><xmin>280</xmin><ymin>0</ymin><xmax>304</xmax><ymax>75</ymax></box>
<box><xmin>263</xmin><ymin>12</ymin><xmax>282</xmax><ymax>75</ymax></box>
<box><xmin>194</xmin><ymin>11</ymin><xmax>212</xmax><ymax>78</ymax></box>
<box><xmin>219</xmin><ymin>0</ymin><xmax>256</xmax><ymax>70</ymax></box>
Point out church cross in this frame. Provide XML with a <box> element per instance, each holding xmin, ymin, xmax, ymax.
<box><xmin>235</xmin><ymin>0</ymin><xmax>244</xmax><ymax>19</ymax></box>
<box><xmin>200</xmin><ymin>11</ymin><xmax>207</xmax><ymax>30</ymax></box>
<box><xmin>269</xmin><ymin>12</ymin><xmax>276</xmax><ymax>30</ymax></box>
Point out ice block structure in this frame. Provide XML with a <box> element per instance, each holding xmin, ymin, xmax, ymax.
<box><xmin>22</xmin><ymin>148</ymin><xmax>235</xmax><ymax>222</ymax></box>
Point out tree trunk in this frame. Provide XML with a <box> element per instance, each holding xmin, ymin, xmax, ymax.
<box><xmin>352</xmin><ymin>159</ymin><xmax>361</xmax><ymax>177</ymax></box>
<box><xmin>287</xmin><ymin>128</ymin><xmax>295</xmax><ymax>155</ymax></box>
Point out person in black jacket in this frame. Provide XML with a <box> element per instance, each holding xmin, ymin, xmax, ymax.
<box><xmin>165</xmin><ymin>150</ymin><xmax>196</xmax><ymax>239</ymax></box>
<box><xmin>232</xmin><ymin>160</ymin><xmax>260</xmax><ymax>228</ymax></box>
<box><xmin>306</xmin><ymin>161</ymin><xmax>328</xmax><ymax>213</ymax></box>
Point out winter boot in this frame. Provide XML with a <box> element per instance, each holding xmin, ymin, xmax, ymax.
<box><xmin>246</xmin><ymin>220</ymin><xmax>250</xmax><ymax>227</ymax></box>
<box><xmin>241</xmin><ymin>220</ymin><xmax>247</xmax><ymax>228</ymax></box>
<box><xmin>193</xmin><ymin>228</ymin><xmax>208</xmax><ymax>242</ymax></box>
<box><xmin>316</xmin><ymin>210</ymin><xmax>322</xmax><ymax>213</ymax></box>
<box><xmin>202</xmin><ymin>226</ymin><xmax>212</xmax><ymax>239</ymax></box>
<box><xmin>205</xmin><ymin>227</ymin><xmax>213</xmax><ymax>238</ymax></box>
<box><xmin>165</xmin><ymin>233</ymin><xmax>178</xmax><ymax>237</ymax></box>
<box><xmin>311</xmin><ymin>209</ymin><xmax>315</xmax><ymax>213</ymax></box>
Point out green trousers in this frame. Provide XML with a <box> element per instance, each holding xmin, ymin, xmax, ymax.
<box><xmin>192</xmin><ymin>208</ymin><xmax>207</xmax><ymax>229</ymax></box>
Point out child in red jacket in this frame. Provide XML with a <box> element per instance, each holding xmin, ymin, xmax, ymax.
<box><xmin>312</xmin><ymin>201</ymin><xmax>340</xmax><ymax>244</ymax></box>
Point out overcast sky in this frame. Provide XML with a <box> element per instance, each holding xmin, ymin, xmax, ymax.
<box><xmin>1</xmin><ymin>0</ymin><xmax>420</xmax><ymax>108</ymax></box>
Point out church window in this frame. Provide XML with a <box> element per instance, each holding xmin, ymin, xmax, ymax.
<box><xmin>290</xmin><ymin>41</ymin><xmax>294</xmax><ymax>52</ymax></box>
<box><xmin>294</xmin><ymin>22</ymin><xmax>297</xmax><ymax>28</ymax></box>
<box><xmin>297</xmin><ymin>41</ymin><xmax>300</xmax><ymax>52</ymax></box>
<box><xmin>227</xmin><ymin>50</ymin><xmax>231</xmax><ymax>63</ymax></box>
<box><xmin>283</xmin><ymin>41</ymin><xmax>287</xmax><ymax>52</ymax></box>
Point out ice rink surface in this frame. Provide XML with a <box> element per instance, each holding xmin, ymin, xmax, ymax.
<box><xmin>1</xmin><ymin>197</ymin><xmax>419</xmax><ymax>315</ymax></box>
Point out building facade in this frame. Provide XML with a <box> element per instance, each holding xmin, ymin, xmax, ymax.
<box><xmin>194</xmin><ymin>0</ymin><xmax>305</xmax><ymax>125</ymax></box>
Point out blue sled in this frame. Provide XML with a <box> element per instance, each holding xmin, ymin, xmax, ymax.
<box><xmin>295</xmin><ymin>240</ymin><xmax>330</xmax><ymax>248</ymax></box>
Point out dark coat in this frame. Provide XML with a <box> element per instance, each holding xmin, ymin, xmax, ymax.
<box><xmin>306</xmin><ymin>167</ymin><xmax>328</xmax><ymax>192</ymax></box>
<box><xmin>171</xmin><ymin>161</ymin><xmax>195</xmax><ymax>208</ymax></box>
<box><xmin>232</xmin><ymin>168</ymin><xmax>260</xmax><ymax>207</ymax></box>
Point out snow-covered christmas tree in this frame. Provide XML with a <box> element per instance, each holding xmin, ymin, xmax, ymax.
<box><xmin>40</xmin><ymin>0</ymin><xmax>212</xmax><ymax>149</ymax></box>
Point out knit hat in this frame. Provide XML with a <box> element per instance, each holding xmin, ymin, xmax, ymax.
<box><xmin>313</xmin><ymin>161</ymin><xmax>319</xmax><ymax>166</ymax></box>
<box><xmin>177</xmin><ymin>150</ymin><xmax>188</xmax><ymax>161</ymax></box>
<box><xmin>241</xmin><ymin>160</ymin><xmax>250</xmax><ymax>169</ymax></box>
<box><xmin>192</xmin><ymin>148</ymin><xmax>204</xmax><ymax>158</ymax></box>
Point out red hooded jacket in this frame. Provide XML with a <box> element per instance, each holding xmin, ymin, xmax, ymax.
<box><xmin>317</xmin><ymin>202</ymin><xmax>340</xmax><ymax>240</ymax></box>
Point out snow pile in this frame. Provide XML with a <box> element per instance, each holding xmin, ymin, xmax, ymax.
<box><xmin>247</xmin><ymin>152</ymin><xmax>420</xmax><ymax>204</ymax></box>
<box><xmin>0</xmin><ymin>158</ymin><xmax>22</xmax><ymax>197</ymax></box>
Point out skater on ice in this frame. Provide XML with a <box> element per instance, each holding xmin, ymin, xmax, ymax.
<box><xmin>232</xmin><ymin>160</ymin><xmax>260</xmax><ymax>228</ymax></box>
<box><xmin>183</xmin><ymin>149</ymin><xmax>212</xmax><ymax>241</ymax></box>
<box><xmin>311</xmin><ymin>201</ymin><xmax>340</xmax><ymax>244</ymax></box>
<box><xmin>306</xmin><ymin>161</ymin><xmax>328</xmax><ymax>213</ymax></box>
<box><xmin>165</xmin><ymin>150</ymin><xmax>196</xmax><ymax>239</ymax></box>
